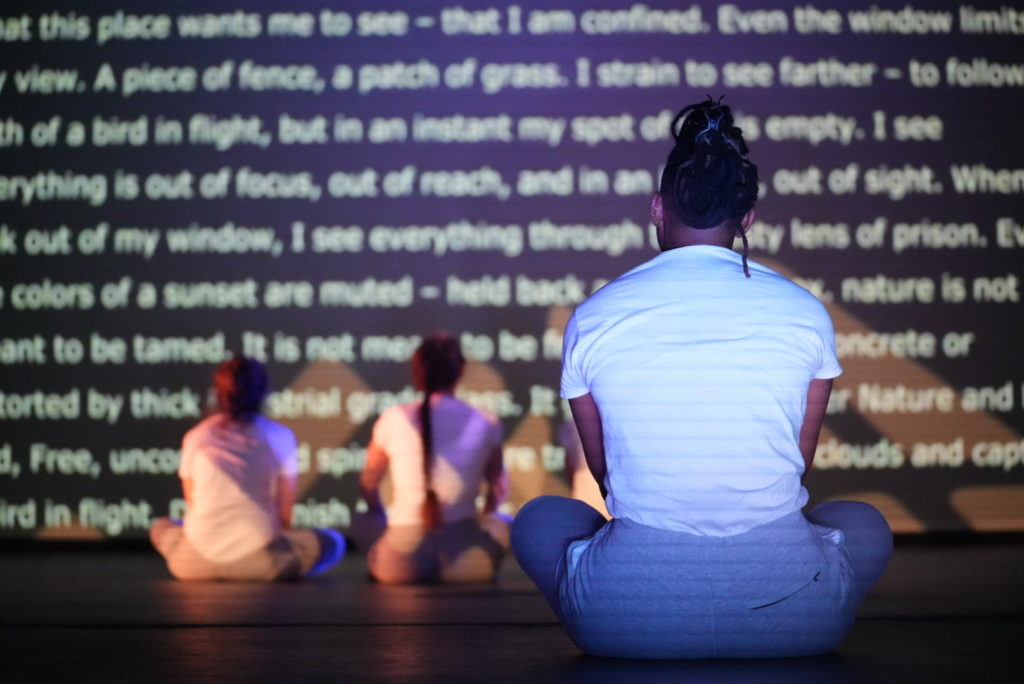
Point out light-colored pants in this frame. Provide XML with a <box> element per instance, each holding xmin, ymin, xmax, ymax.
<box><xmin>351</xmin><ymin>513</ymin><xmax>508</xmax><ymax>584</ymax></box>
<box><xmin>512</xmin><ymin>497</ymin><xmax>892</xmax><ymax>659</ymax></box>
<box><xmin>150</xmin><ymin>518</ymin><xmax>342</xmax><ymax>581</ymax></box>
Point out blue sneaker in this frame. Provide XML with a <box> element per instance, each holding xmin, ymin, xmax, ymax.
<box><xmin>308</xmin><ymin>528</ymin><xmax>346</xmax><ymax>576</ymax></box>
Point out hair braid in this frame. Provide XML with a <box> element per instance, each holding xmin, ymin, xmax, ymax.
<box><xmin>412</xmin><ymin>333</ymin><xmax>465</xmax><ymax>530</ymax></box>
<box><xmin>418</xmin><ymin>393</ymin><xmax>441</xmax><ymax>529</ymax></box>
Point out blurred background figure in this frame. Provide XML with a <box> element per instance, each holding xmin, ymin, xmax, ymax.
<box><xmin>150</xmin><ymin>356</ymin><xmax>345</xmax><ymax>581</ymax></box>
<box><xmin>351</xmin><ymin>333</ymin><xmax>508</xmax><ymax>583</ymax></box>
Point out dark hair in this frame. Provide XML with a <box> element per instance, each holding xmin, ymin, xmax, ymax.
<box><xmin>660</xmin><ymin>96</ymin><xmax>759</xmax><ymax>276</ymax></box>
<box><xmin>412</xmin><ymin>333</ymin><xmax>465</xmax><ymax>529</ymax></box>
<box><xmin>214</xmin><ymin>356</ymin><xmax>269</xmax><ymax>423</ymax></box>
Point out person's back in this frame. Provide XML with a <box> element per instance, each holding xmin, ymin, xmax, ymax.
<box><xmin>566</xmin><ymin>245</ymin><xmax>838</xmax><ymax>535</ymax></box>
<box><xmin>376</xmin><ymin>395</ymin><xmax>501</xmax><ymax>527</ymax></box>
<box><xmin>181</xmin><ymin>413</ymin><xmax>295</xmax><ymax>562</ymax></box>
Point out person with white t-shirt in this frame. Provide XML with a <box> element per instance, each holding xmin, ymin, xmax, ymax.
<box><xmin>150</xmin><ymin>357</ymin><xmax>345</xmax><ymax>581</ymax></box>
<box><xmin>511</xmin><ymin>98</ymin><xmax>893</xmax><ymax>658</ymax></box>
<box><xmin>351</xmin><ymin>333</ymin><xmax>508</xmax><ymax>584</ymax></box>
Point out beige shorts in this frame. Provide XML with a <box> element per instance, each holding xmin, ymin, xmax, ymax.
<box><xmin>150</xmin><ymin>517</ymin><xmax>322</xmax><ymax>581</ymax></box>
<box><xmin>358</xmin><ymin>515</ymin><xmax>508</xmax><ymax>584</ymax></box>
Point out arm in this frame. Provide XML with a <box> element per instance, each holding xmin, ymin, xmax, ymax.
<box><xmin>359</xmin><ymin>439</ymin><xmax>389</xmax><ymax>517</ymax></box>
<box><xmin>569</xmin><ymin>393</ymin><xmax>607</xmax><ymax>499</ymax></box>
<box><xmin>799</xmin><ymin>378</ymin><xmax>833</xmax><ymax>476</ymax></box>
<box><xmin>482</xmin><ymin>444</ymin><xmax>507</xmax><ymax>515</ymax></box>
<box><xmin>276</xmin><ymin>473</ymin><xmax>297</xmax><ymax>528</ymax></box>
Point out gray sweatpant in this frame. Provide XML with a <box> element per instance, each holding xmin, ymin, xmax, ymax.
<box><xmin>512</xmin><ymin>497</ymin><xmax>892</xmax><ymax>658</ymax></box>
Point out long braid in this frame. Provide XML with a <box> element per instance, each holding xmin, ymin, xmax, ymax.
<box><xmin>418</xmin><ymin>387</ymin><xmax>441</xmax><ymax>529</ymax></box>
<box><xmin>740</xmin><ymin>230</ymin><xmax>751</xmax><ymax>278</ymax></box>
<box><xmin>412</xmin><ymin>333</ymin><xmax>464</xmax><ymax>530</ymax></box>
<box><xmin>660</xmin><ymin>96</ymin><xmax>759</xmax><ymax>278</ymax></box>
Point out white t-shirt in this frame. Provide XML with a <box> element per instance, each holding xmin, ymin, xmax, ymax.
<box><xmin>372</xmin><ymin>395</ymin><xmax>503</xmax><ymax>527</ymax></box>
<box><xmin>561</xmin><ymin>245</ymin><xmax>842</xmax><ymax>536</ymax></box>
<box><xmin>180</xmin><ymin>413</ymin><xmax>298</xmax><ymax>562</ymax></box>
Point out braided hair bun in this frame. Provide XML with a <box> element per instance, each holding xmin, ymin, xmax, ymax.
<box><xmin>660</xmin><ymin>97</ymin><xmax>759</xmax><ymax>276</ymax></box>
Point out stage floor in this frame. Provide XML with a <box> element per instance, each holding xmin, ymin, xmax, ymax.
<box><xmin>1</xmin><ymin>538</ymin><xmax>1021</xmax><ymax>683</ymax></box>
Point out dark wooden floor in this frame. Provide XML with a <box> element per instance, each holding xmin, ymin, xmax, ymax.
<box><xmin>1</xmin><ymin>538</ymin><xmax>1021</xmax><ymax>683</ymax></box>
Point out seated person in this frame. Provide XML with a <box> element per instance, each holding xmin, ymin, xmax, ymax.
<box><xmin>351</xmin><ymin>333</ymin><xmax>508</xmax><ymax>584</ymax></box>
<box><xmin>511</xmin><ymin>98</ymin><xmax>892</xmax><ymax>658</ymax></box>
<box><xmin>150</xmin><ymin>356</ymin><xmax>344</xmax><ymax>581</ymax></box>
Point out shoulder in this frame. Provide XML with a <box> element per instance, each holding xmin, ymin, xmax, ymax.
<box><xmin>376</xmin><ymin>402</ymin><xmax>414</xmax><ymax>426</ymax></box>
<box><xmin>583</xmin><ymin>255</ymin><xmax>657</xmax><ymax>302</ymax></box>
<box><xmin>574</xmin><ymin>248</ymin><xmax>702</xmax><ymax>315</ymax></box>
<box><xmin>462</xmin><ymin>399</ymin><xmax>504</xmax><ymax>439</ymax></box>
<box><xmin>748</xmin><ymin>258</ymin><xmax>829</xmax><ymax>302</ymax></box>
<box><xmin>253</xmin><ymin>415</ymin><xmax>297</xmax><ymax>452</ymax></box>
<box><xmin>372</xmin><ymin>402</ymin><xmax>417</xmax><ymax>437</ymax></box>
<box><xmin>182</xmin><ymin>413</ymin><xmax>226</xmax><ymax>448</ymax></box>
<box><xmin>253</xmin><ymin>414</ymin><xmax>293</xmax><ymax>437</ymax></box>
<box><xmin>745</xmin><ymin>259</ymin><xmax>836</xmax><ymax>331</ymax></box>
<box><xmin>444</xmin><ymin>396</ymin><xmax>499</xmax><ymax>425</ymax></box>
<box><xmin>474</xmin><ymin>404</ymin><xmax>502</xmax><ymax>431</ymax></box>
